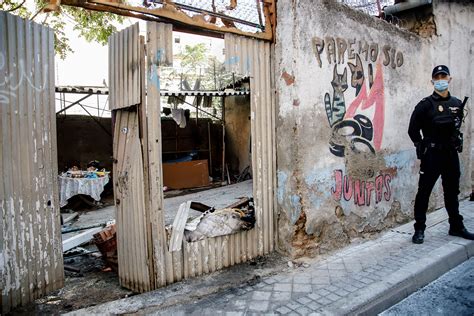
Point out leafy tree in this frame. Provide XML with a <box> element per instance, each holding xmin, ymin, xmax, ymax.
<box><xmin>0</xmin><ymin>0</ymin><xmax>125</xmax><ymax>59</ymax></box>
<box><xmin>178</xmin><ymin>43</ymin><xmax>209</xmax><ymax>70</ymax></box>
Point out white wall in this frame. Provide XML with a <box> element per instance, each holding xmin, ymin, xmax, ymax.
<box><xmin>274</xmin><ymin>0</ymin><xmax>474</xmax><ymax>257</ymax></box>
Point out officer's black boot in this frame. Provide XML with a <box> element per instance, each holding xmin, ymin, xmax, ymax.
<box><xmin>412</xmin><ymin>230</ymin><xmax>424</xmax><ymax>244</ymax></box>
<box><xmin>449</xmin><ymin>226</ymin><xmax>474</xmax><ymax>240</ymax></box>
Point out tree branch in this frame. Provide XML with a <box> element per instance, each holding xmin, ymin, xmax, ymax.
<box><xmin>6</xmin><ymin>0</ymin><xmax>26</xmax><ymax>12</ymax></box>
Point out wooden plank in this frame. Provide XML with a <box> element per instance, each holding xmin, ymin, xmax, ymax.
<box><xmin>62</xmin><ymin>228</ymin><xmax>104</xmax><ymax>252</ymax></box>
<box><xmin>135</xmin><ymin>116</ymin><xmax>152</xmax><ymax>291</ymax></box>
<box><xmin>138</xmin><ymin>35</ymin><xmax>155</xmax><ymax>290</ymax></box>
<box><xmin>128</xmin><ymin>113</ymin><xmax>140</xmax><ymax>291</ymax></box>
<box><xmin>146</xmin><ymin>21</ymin><xmax>167</xmax><ymax>287</ymax></box>
<box><xmin>138</xmin><ymin>143</ymin><xmax>151</xmax><ymax>291</ymax></box>
<box><xmin>126</xmin><ymin>113</ymin><xmax>137</xmax><ymax>290</ymax></box>
<box><xmin>169</xmin><ymin>201</ymin><xmax>191</xmax><ymax>252</ymax></box>
<box><xmin>131</xmin><ymin>113</ymin><xmax>142</xmax><ymax>291</ymax></box>
<box><xmin>61</xmin><ymin>0</ymin><xmax>274</xmax><ymax>41</ymax></box>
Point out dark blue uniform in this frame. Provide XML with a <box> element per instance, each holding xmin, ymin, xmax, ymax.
<box><xmin>408</xmin><ymin>92</ymin><xmax>464</xmax><ymax>232</ymax></box>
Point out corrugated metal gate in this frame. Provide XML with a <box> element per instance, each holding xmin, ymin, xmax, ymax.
<box><xmin>1</xmin><ymin>11</ymin><xmax>63</xmax><ymax>313</ymax></box>
<box><xmin>109</xmin><ymin>22</ymin><xmax>276</xmax><ymax>292</ymax></box>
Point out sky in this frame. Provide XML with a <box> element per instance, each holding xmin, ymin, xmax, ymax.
<box><xmin>53</xmin><ymin>13</ymin><xmax>224</xmax><ymax>116</ymax></box>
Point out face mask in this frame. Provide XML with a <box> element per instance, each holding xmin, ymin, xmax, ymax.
<box><xmin>433</xmin><ymin>79</ymin><xmax>449</xmax><ymax>92</ymax></box>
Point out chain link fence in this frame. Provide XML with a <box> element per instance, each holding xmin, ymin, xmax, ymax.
<box><xmin>339</xmin><ymin>0</ymin><xmax>395</xmax><ymax>16</ymax></box>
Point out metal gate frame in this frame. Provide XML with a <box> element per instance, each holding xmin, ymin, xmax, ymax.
<box><xmin>109</xmin><ymin>22</ymin><xmax>276</xmax><ymax>292</ymax></box>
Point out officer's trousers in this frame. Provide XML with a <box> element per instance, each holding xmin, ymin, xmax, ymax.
<box><xmin>413</xmin><ymin>146</ymin><xmax>464</xmax><ymax>231</ymax></box>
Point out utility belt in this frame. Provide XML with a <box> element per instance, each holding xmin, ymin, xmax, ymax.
<box><xmin>423</xmin><ymin>133</ymin><xmax>462</xmax><ymax>152</ymax></box>
<box><xmin>425</xmin><ymin>142</ymin><xmax>456</xmax><ymax>150</ymax></box>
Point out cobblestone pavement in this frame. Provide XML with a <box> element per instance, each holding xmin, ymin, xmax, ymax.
<box><xmin>150</xmin><ymin>200</ymin><xmax>474</xmax><ymax>315</ymax></box>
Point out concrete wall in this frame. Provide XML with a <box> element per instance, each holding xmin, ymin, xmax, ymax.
<box><xmin>225</xmin><ymin>95</ymin><xmax>251</xmax><ymax>175</ymax></box>
<box><xmin>275</xmin><ymin>0</ymin><xmax>473</xmax><ymax>257</ymax></box>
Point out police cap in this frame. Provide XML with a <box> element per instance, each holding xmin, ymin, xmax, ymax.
<box><xmin>432</xmin><ymin>65</ymin><xmax>450</xmax><ymax>78</ymax></box>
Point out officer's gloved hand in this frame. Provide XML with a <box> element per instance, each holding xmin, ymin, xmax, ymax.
<box><xmin>415</xmin><ymin>142</ymin><xmax>424</xmax><ymax>159</ymax></box>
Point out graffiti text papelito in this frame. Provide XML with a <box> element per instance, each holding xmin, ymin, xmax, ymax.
<box><xmin>312</xmin><ymin>36</ymin><xmax>404</xmax><ymax>69</ymax></box>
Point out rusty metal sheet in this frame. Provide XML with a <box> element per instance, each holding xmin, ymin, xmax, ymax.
<box><xmin>0</xmin><ymin>11</ymin><xmax>63</xmax><ymax>313</ymax></box>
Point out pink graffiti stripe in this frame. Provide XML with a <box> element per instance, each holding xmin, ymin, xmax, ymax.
<box><xmin>345</xmin><ymin>61</ymin><xmax>385</xmax><ymax>150</ymax></box>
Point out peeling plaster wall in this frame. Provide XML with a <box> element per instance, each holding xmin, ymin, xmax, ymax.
<box><xmin>275</xmin><ymin>0</ymin><xmax>474</xmax><ymax>257</ymax></box>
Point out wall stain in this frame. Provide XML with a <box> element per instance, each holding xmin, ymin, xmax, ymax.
<box><xmin>281</xmin><ymin>71</ymin><xmax>296</xmax><ymax>86</ymax></box>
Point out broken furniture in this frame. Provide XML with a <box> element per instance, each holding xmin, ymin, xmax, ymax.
<box><xmin>162</xmin><ymin>159</ymin><xmax>210</xmax><ymax>189</ymax></box>
<box><xmin>59</xmin><ymin>173</ymin><xmax>110</xmax><ymax>207</ymax></box>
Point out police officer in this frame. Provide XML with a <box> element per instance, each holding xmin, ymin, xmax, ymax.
<box><xmin>408</xmin><ymin>65</ymin><xmax>474</xmax><ymax>244</ymax></box>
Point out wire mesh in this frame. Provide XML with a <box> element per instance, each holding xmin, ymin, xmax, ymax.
<box><xmin>136</xmin><ymin>0</ymin><xmax>265</xmax><ymax>33</ymax></box>
<box><xmin>340</xmin><ymin>0</ymin><xmax>395</xmax><ymax>16</ymax></box>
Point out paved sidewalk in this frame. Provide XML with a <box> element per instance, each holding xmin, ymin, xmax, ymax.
<box><xmin>70</xmin><ymin>200</ymin><xmax>474</xmax><ymax>315</ymax></box>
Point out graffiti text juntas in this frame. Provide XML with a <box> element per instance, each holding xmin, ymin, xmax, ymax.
<box><xmin>331</xmin><ymin>170</ymin><xmax>392</xmax><ymax>206</ymax></box>
<box><xmin>312</xmin><ymin>36</ymin><xmax>404</xmax><ymax>69</ymax></box>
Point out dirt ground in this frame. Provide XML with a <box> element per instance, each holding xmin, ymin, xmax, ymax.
<box><xmin>8</xmin><ymin>180</ymin><xmax>254</xmax><ymax>315</ymax></box>
<box><xmin>8</xmin><ymin>250</ymin><xmax>134</xmax><ymax>315</ymax></box>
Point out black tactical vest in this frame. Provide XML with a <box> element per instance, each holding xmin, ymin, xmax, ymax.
<box><xmin>427</xmin><ymin>96</ymin><xmax>462</xmax><ymax>143</ymax></box>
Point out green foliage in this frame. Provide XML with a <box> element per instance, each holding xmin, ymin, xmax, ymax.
<box><xmin>178</xmin><ymin>43</ymin><xmax>209</xmax><ymax>70</ymax></box>
<box><xmin>0</xmin><ymin>0</ymin><xmax>125</xmax><ymax>59</ymax></box>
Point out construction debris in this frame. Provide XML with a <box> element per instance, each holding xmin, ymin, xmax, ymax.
<box><xmin>167</xmin><ymin>197</ymin><xmax>255</xmax><ymax>245</ymax></box>
<box><xmin>62</xmin><ymin>223</ymin><xmax>106</xmax><ymax>234</ymax></box>
<box><xmin>93</xmin><ymin>224</ymin><xmax>118</xmax><ymax>270</ymax></box>
<box><xmin>62</xmin><ymin>227</ymin><xmax>104</xmax><ymax>252</ymax></box>
<box><xmin>169</xmin><ymin>201</ymin><xmax>192</xmax><ymax>252</ymax></box>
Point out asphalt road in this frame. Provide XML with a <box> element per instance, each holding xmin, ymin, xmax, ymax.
<box><xmin>380</xmin><ymin>257</ymin><xmax>474</xmax><ymax>316</ymax></box>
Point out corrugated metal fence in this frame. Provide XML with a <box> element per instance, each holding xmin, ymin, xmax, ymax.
<box><xmin>109</xmin><ymin>22</ymin><xmax>276</xmax><ymax>292</ymax></box>
<box><xmin>0</xmin><ymin>11</ymin><xmax>63</xmax><ymax>313</ymax></box>
<box><xmin>108</xmin><ymin>23</ymin><xmax>141</xmax><ymax>110</ymax></box>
